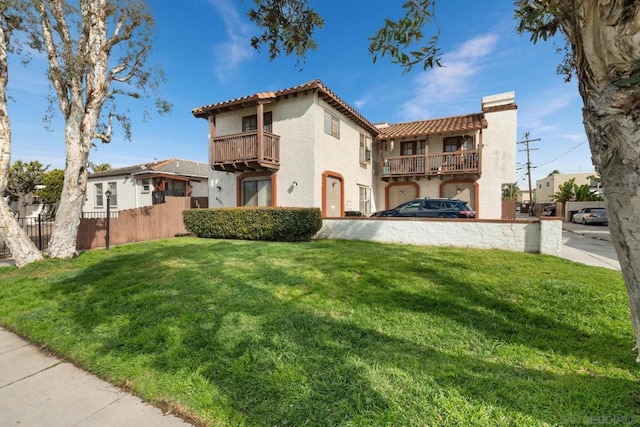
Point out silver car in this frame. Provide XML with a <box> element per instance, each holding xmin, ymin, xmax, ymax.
<box><xmin>572</xmin><ymin>207</ymin><xmax>607</xmax><ymax>225</ymax></box>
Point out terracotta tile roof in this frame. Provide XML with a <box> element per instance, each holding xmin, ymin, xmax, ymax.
<box><xmin>376</xmin><ymin>113</ymin><xmax>488</xmax><ymax>140</ymax></box>
<box><xmin>192</xmin><ymin>79</ymin><xmax>380</xmax><ymax>136</ymax></box>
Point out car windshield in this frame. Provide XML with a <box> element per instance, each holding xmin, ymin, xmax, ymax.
<box><xmin>592</xmin><ymin>208</ymin><xmax>606</xmax><ymax>214</ymax></box>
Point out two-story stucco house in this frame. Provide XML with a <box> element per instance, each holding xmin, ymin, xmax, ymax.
<box><xmin>192</xmin><ymin>80</ymin><xmax>378</xmax><ymax>216</ymax></box>
<box><xmin>192</xmin><ymin>80</ymin><xmax>517</xmax><ymax>219</ymax></box>
<box><xmin>83</xmin><ymin>158</ymin><xmax>209</xmax><ymax>214</ymax></box>
<box><xmin>374</xmin><ymin>92</ymin><xmax>517</xmax><ymax>219</ymax></box>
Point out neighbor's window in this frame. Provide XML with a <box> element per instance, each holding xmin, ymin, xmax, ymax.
<box><xmin>108</xmin><ymin>182</ymin><xmax>117</xmax><ymax>207</ymax></box>
<box><xmin>95</xmin><ymin>183</ymin><xmax>103</xmax><ymax>207</ymax></box>
<box><xmin>401</xmin><ymin>140</ymin><xmax>426</xmax><ymax>156</ymax></box>
<box><xmin>242</xmin><ymin>177</ymin><xmax>272</xmax><ymax>207</ymax></box>
<box><xmin>359</xmin><ymin>134</ymin><xmax>371</xmax><ymax>163</ymax></box>
<box><xmin>141</xmin><ymin>179</ymin><xmax>150</xmax><ymax>193</ymax></box>
<box><xmin>444</xmin><ymin>135</ymin><xmax>474</xmax><ymax>152</ymax></box>
<box><xmin>359</xmin><ymin>185</ymin><xmax>371</xmax><ymax>216</ymax></box>
<box><xmin>242</xmin><ymin>112</ymin><xmax>272</xmax><ymax>133</ymax></box>
<box><xmin>324</xmin><ymin>110</ymin><xmax>340</xmax><ymax>139</ymax></box>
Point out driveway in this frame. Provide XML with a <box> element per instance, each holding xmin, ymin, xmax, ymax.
<box><xmin>560</xmin><ymin>222</ymin><xmax>620</xmax><ymax>271</ymax></box>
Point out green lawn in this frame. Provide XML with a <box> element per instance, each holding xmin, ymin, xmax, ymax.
<box><xmin>0</xmin><ymin>237</ymin><xmax>637</xmax><ymax>426</ymax></box>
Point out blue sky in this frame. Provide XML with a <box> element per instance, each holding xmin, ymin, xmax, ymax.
<box><xmin>7</xmin><ymin>0</ymin><xmax>595</xmax><ymax>187</ymax></box>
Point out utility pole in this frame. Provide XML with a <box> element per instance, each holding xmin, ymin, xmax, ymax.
<box><xmin>517</xmin><ymin>132</ymin><xmax>540</xmax><ymax>208</ymax></box>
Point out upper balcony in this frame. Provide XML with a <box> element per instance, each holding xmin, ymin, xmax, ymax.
<box><xmin>381</xmin><ymin>150</ymin><xmax>481</xmax><ymax>181</ymax></box>
<box><xmin>211</xmin><ymin>131</ymin><xmax>280</xmax><ymax>172</ymax></box>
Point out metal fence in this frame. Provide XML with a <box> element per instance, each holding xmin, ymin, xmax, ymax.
<box><xmin>0</xmin><ymin>215</ymin><xmax>54</xmax><ymax>259</ymax></box>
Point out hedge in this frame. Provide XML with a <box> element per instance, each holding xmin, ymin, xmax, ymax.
<box><xmin>183</xmin><ymin>207</ymin><xmax>323</xmax><ymax>242</ymax></box>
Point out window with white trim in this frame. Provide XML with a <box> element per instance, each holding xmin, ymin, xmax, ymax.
<box><xmin>359</xmin><ymin>185</ymin><xmax>371</xmax><ymax>216</ymax></box>
<box><xmin>324</xmin><ymin>110</ymin><xmax>340</xmax><ymax>139</ymax></box>
<box><xmin>108</xmin><ymin>182</ymin><xmax>117</xmax><ymax>207</ymax></box>
<box><xmin>95</xmin><ymin>183</ymin><xmax>103</xmax><ymax>207</ymax></box>
<box><xmin>359</xmin><ymin>134</ymin><xmax>371</xmax><ymax>163</ymax></box>
<box><xmin>141</xmin><ymin>179</ymin><xmax>150</xmax><ymax>193</ymax></box>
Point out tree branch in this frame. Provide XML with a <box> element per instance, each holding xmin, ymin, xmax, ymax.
<box><xmin>33</xmin><ymin>0</ymin><xmax>70</xmax><ymax>115</ymax></box>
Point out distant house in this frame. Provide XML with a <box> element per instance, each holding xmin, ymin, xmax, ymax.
<box><xmin>535</xmin><ymin>172</ymin><xmax>599</xmax><ymax>202</ymax></box>
<box><xmin>192</xmin><ymin>79</ymin><xmax>517</xmax><ymax>219</ymax></box>
<box><xmin>83</xmin><ymin>159</ymin><xmax>209</xmax><ymax>214</ymax></box>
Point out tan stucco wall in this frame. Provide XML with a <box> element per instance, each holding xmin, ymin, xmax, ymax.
<box><xmin>535</xmin><ymin>172</ymin><xmax>595</xmax><ymax>202</ymax></box>
<box><xmin>476</xmin><ymin>92</ymin><xmax>517</xmax><ymax>219</ymax></box>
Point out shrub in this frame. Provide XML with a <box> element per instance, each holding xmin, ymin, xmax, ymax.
<box><xmin>183</xmin><ymin>207</ymin><xmax>323</xmax><ymax>242</ymax></box>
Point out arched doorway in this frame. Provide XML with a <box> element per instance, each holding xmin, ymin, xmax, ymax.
<box><xmin>441</xmin><ymin>180</ymin><xmax>477</xmax><ymax>211</ymax></box>
<box><xmin>385</xmin><ymin>182</ymin><xmax>419</xmax><ymax>209</ymax></box>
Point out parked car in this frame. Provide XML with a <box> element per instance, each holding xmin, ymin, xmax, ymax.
<box><xmin>542</xmin><ymin>205</ymin><xmax>557</xmax><ymax>216</ymax></box>
<box><xmin>572</xmin><ymin>207</ymin><xmax>608</xmax><ymax>225</ymax></box>
<box><xmin>371</xmin><ymin>198</ymin><xmax>476</xmax><ymax>218</ymax></box>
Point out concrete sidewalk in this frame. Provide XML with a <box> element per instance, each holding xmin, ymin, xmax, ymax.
<box><xmin>0</xmin><ymin>327</ymin><xmax>191</xmax><ymax>427</ymax></box>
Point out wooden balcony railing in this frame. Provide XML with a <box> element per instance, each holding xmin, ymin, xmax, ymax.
<box><xmin>211</xmin><ymin>131</ymin><xmax>280</xmax><ymax>172</ymax></box>
<box><xmin>382</xmin><ymin>150</ymin><xmax>481</xmax><ymax>179</ymax></box>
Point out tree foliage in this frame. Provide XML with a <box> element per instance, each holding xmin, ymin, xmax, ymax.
<box><xmin>501</xmin><ymin>182</ymin><xmax>520</xmax><ymax>200</ymax></box>
<box><xmin>36</xmin><ymin>168</ymin><xmax>65</xmax><ymax>205</ymax></box>
<box><xmin>552</xmin><ymin>177</ymin><xmax>575</xmax><ymax>202</ymax></box>
<box><xmin>553</xmin><ymin>178</ymin><xmax>603</xmax><ymax>202</ymax></box>
<box><xmin>368</xmin><ymin>0</ymin><xmax>441</xmax><ymax>73</ymax></box>
<box><xmin>89</xmin><ymin>162</ymin><xmax>112</xmax><ymax>172</ymax></box>
<box><xmin>247</xmin><ymin>0</ymin><xmax>441</xmax><ymax>72</ymax></box>
<box><xmin>248</xmin><ymin>0</ymin><xmax>324</xmax><ymax>64</ymax></box>
<box><xmin>3</xmin><ymin>160</ymin><xmax>48</xmax><ymax>202</ymax></box>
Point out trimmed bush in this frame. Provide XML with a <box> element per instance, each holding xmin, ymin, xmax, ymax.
<box><xmin>183</xmin><ymin>207</ymin><xmax>323</xmax><ymax>242</ymax></box>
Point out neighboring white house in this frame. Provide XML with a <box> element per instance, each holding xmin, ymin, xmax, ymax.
<box><xmin>83</xmin><ymin>159</ymin><xmax>209</xmax><ymax>214</ymax></box>
<box><xmin>535</xmin><ymin>172</ymin><xmax>599</xmax><ymax>202</ymax></box>
<box><xmin>192</xmin><ymin>80</ymin><xmax>517</xmax><ymax>219</ymax></box>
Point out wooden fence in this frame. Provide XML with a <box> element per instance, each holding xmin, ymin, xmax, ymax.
<box><xmin>76</xmin><ymin>197</ymin><xmax>191</xmax><ymax>250</ymax></box>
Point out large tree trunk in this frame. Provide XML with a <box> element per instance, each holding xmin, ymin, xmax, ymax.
<box><xmin>563</xmin><ymin>2</ymin><xmax>640</xmax><ymax>360</ymax></box>
<box><xmin>0</xmin><ymin>12</ymin><xmax>43</xmax><ymax>267</ymax></box>
<box><xmin>47</xmin><ymin>109</ymin><xmax>92</xmax><ymax>258</ymax></box>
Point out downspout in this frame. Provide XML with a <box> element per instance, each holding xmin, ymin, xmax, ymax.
<box><xmin>132</xmin><ymin>175</ymin><xmax>139</xmax><ymax>208</ymax></box>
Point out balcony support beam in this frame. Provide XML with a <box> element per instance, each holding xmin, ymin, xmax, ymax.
<box><xmin>208</xmin><ymin>115</ymin><xmax>216</xmax><ymax>166</ymax></box>
<box><xmin>257</xmin><ymin>103</ymin><xmax>264</xmax><ymax>163</ymax></box>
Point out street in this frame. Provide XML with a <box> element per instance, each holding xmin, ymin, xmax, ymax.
<box><xmin>560</xmin><ymin>221</ymin><xmax>621</xmax><ymax>271</ymax></box>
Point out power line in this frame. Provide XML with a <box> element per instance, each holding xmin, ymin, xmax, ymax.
<box><xmin>535</xmin><ymin>139</ymin><xmax>587</xmax><ymax>168</ymax></box>
<box><xmin>517</xmin><ymin>132</ymin><xmax>540</xmax><ymax>204</ymax></box>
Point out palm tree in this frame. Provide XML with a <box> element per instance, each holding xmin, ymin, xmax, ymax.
<box><xmin>502</xmin><ymin>183</ymin><xmax>520</xmax><ymax>201</ymax></box>
<box><xmin>89</xmin><ymin>162</ymin><xmax>112</xmax><ymax>173</ymax></box>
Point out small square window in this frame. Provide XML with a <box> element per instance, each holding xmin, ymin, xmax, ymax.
<box><xmin>324</xmin><ymin>111</ymin><xmax>340</xmax><ymax>139</ymax></box>
<box><xmin>359</xmin><ymin>134</ymin><xmax>371</xmax><ymax>163</ymax></box>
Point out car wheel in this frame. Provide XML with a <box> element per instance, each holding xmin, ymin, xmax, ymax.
<box><xmin>582</xmin><ymin>218</ymin><xmax>587</xmax><ymax>225</ymax></box>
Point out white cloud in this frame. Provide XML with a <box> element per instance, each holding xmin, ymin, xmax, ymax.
<box><xmin>354</xmin><ymin>96</ymin><xmax>371</xmax><ymax>110</ymax></box>
<box><xmin>207</xmin><ymin>0</ymin><xmax>254</xmax><ymax>81</ymax></box>
<box><xmin>400</xmin><ymin>33</ymin><xmax>499</xmax><ymax>120</ymax></box>
<box><xmin>518</xmin><ymin>89</ymin><xmax>578</xmax><ymax>130</ymax></box>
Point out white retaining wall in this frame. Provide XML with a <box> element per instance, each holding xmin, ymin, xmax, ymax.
<box><xmin>315</xmin><ymin>218</ymin><xmax>562</xmax><ymax>255</ymax></box>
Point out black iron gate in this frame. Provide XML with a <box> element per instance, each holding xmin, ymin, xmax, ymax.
<box><xmin>0</xmin><ymin>215</ymin><xmax>53</xmax><ymax>259</ymax></box>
